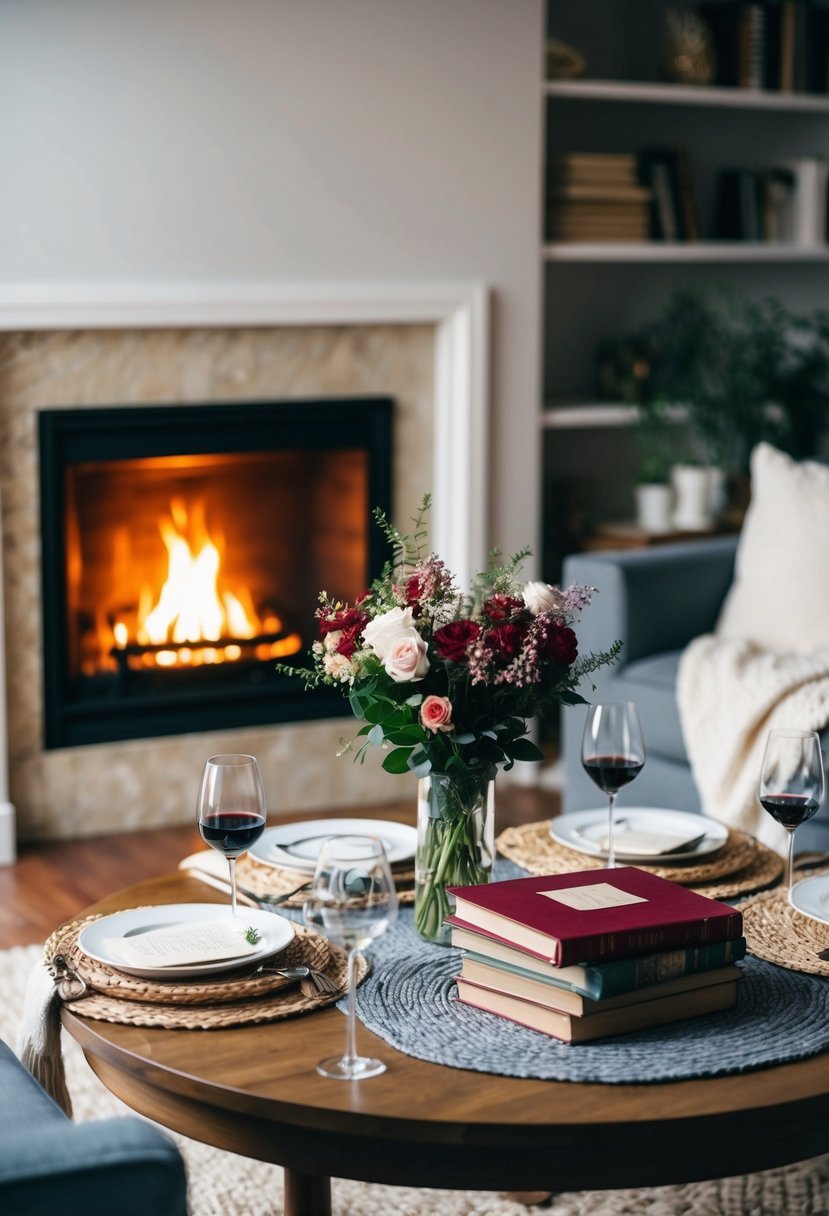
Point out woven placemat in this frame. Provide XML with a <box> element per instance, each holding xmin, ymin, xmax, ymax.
<box><xmin>237</xmin><ymin>852</ymin><xmax>416</xmax><ymax>906</ymax></box>
<box><xmin>46</xmin><ymin>913</ymin><xmax>331</xmax><ymax>1005</ymax></box>
<box><xmin>354</xmin><ymin>909</ymin><xmax>829</xmax><ymax>1083</ymax></box>
<box><xmin>738</xmin><ymin>879</ymin><xmax>829</xmax><ymax>976</ymax></box>
<box><xmin>495</xmin><ymin>820</ymin><xmax>782</xmax><ymax>897</ymax></box>
<box><xmin>45</xmin><ymin>912</ymin><xmax>364</xmax><ymax>1029</ymax></box>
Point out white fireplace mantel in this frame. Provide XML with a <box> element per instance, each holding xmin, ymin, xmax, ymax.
<box><xmin>0</xmin><ymin>279</ymin><xmax>490</xmax><ymax>856</ymax></box>
<box><xmin>0</xmin><ymin>279</ymin><xmax>489</xmax><ymax>581</ymax></box>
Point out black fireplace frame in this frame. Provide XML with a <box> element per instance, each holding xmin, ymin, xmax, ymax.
<box><xmin>39</xmin><ymin>397</ymin><xmax>393</xmax><ymax>749</ymax></box>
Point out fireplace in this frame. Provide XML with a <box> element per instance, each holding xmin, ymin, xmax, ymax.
<box><xmin>39</xmin><ymin>397</ymin><xmax>393</xmax><ymax>748</ymax></box>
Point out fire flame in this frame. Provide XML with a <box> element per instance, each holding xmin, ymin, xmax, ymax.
<box><xmin>110</xmin><ymin>498</ymin><xmax>301</xmax><ymax>669</ymax></box>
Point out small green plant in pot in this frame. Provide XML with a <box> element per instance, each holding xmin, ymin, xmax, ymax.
<box><xmin>633</xmin><ymin>396</ymin><xmax>675</xmax><ymax>532</ymax></box>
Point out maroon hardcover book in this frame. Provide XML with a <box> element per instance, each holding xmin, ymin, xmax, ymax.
<box><xmin>446</xmin><ymin>867</ymin><xmax>743</xmax><ymax>967</ymax></box>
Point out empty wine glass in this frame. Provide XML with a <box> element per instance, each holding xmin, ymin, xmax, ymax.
<box><xmin>758</xmin><ymin>728</ymin><xmax>825</xmax><ymax>896</ymax></box>
<box><xmin>303</xmin><ymin>834</ymin><xmax>398</xmax><ymax>1080</ymax></box>
<box><xmin>196</xmin><ymin>754</ymin><xmax>267</xmax><ymax>918</ymax></box>
<box><xmin>581</xmin><ymin>701</ymin><xmax>646</xmax><ymax>868</ymax></box>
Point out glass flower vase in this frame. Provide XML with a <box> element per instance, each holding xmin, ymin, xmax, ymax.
<box><xmin>414</xmin><ymin>768</ymin><xmax>496</xmax><ymax>946</ymax></box>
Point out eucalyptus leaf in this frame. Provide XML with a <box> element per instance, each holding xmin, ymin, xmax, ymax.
<box><xmin>507</xmin><ymin>737</ymin><xmax>545</xmax><ymax>763</ymax></box>
<box><xmin>382</xmin><ymin>748</ymin><xmax>413</xmax><ymax>775</ymax></box>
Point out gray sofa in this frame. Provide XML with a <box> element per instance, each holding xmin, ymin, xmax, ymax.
<box><xmin>562</xmin><ymin>536</ymin><xmax>829</xmax><ymax>855</ymax></box>
<box><xmin>0</xmin><ymin>1038</ymin><xmax>187</xmax><ymax>1216</ymax></box>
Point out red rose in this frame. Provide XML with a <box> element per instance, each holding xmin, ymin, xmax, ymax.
<box><xmin>484</xmin><ymin>622</ymin><xmax>527</xmax><ymax>662</ymax></box>
<box><xmin>434</xmin><ymin>619</ymin><xmax>480</xmax><ymax>662</ymax></box>
<box><xmin>335</xmin><ymin>623</ymin><xmax>364</xmax><ymax>658</ymax></box>
<box><xmin>406</xmin><ymin>573</ymin><xmax>424</xmax><ymax>616</ymax></box>
<box><xmin>319</xmin><ymin>607</ymin><xmax>369</xmax><ymax>640</ymax></box>
<box><xmin>482</xmin><ymin>594</ymin><xmax>525</xmax><ymax>623</ymax></box>
<box><xmin>541</xmin><ymin>621</ymin><xmax>578</xmax><ymax>666</ymax></box>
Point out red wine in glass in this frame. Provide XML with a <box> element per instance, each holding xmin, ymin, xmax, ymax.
<box><xmin>196</xmin><ymin>754</ymin><xmax>267</xmax><ymax>917</ymax></box>
<box><xmin>582</xmin><ymin>755</ymin><xmax>644</xmax><ymax>795</ymax></box>
<box><xmin>199</xmin><ymin>811</ymin><xmax>266</xmax><ymax>855</ymax></box>
<box><xmin>581</xmin><ymin>703</ymin><xmax>645</xmax><ymax>868</ymax></box>
<box><xmin>758</xmin><ymin>729</ymin><xmax>825</xmax><ymax>896</ymax></box>
<box><xmin>759</xmin><ymin>794</ymin><xmax>820</xmax><ymax>830</ymax></box>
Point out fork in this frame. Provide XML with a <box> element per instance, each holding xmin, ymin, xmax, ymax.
<box><xmin>239</xmin><ymin>880</ymin><xmax>313</xmax><ymax>908</ymax></box>
<box><xmin>253</xmin><ymin>963</ymin><xmax>340</xmax><ymax>996</ymax></box>
<box><xmin>188</xmin><ymin>868</ymin><xmax>312</xmax><ymax>909</ymax></box>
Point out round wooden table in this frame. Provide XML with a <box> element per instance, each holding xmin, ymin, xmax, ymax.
<box><xmin>62</xmin><ymin>873</ymin><xmax>829</xmax><ymax>1216</ymax></box>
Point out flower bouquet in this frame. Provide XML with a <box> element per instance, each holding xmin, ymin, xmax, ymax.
<box><xmin>279</xmin><ymin>497</ymin><xmax>620</xmax><ymax>943</ymax></box>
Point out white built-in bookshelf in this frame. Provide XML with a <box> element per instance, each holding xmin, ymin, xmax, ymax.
<box><xmin>542</xmin><ymin>0</ymin><xmax>829</xmax><ymax>573</ymax></box>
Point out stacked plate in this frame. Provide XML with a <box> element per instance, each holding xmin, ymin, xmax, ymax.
<box><xmin>790</xmin><ymin>877</ymin><xmax>829</xmax><ymax>925</ymax></box>
<box><xmin>248</xmin><ymin>817</ymin><xmax>418</xmax><ymax>873</ymax></box>
<box><xmin>550</xmin><ymin>807</ymin><xmax>729</xmax><ymax>865</ymax></box>
<box><xmin>77</xmin><ymin>903</ymin><xmax>295</xmax><ymax>981</ymax></box>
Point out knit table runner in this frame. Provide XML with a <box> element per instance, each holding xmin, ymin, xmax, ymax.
<box><xmin>354</xmin><ymin>903</ymin><xmax>829</xmax><ymax>1084</ymax></box>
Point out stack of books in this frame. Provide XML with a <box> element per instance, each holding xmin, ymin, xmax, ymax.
<box><xmin>547</xmin><ymin>153</ymin><xmax>652</xmax><ymax>243</ymax></box>
<box><xmin>447</xmin><ymin>867</ymin><xmax>745</xmax><ymax>1044</ymax></box>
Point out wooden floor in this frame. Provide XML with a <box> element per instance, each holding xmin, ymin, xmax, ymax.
<box><xmin>0</xmin><ymin>785</ymin><xmax>561</xmax><ymax>949</ymax></box>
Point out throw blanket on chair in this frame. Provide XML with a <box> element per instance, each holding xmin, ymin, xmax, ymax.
<box><xmin>677</xmin><ymin>635</ymin><xmax>829</xmax><ymax>855</ymax></box>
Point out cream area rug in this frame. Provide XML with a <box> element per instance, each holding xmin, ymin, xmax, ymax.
<box><xmin>5</xmin><ymin>945</ymin><xmax>829</xmax><ymax>1215</ymax></box>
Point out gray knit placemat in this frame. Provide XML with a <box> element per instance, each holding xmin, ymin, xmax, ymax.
<box><xmin>355</xmin><ymin>910</ymin><xmax>829</xmax><ymax>1084</ymax></box>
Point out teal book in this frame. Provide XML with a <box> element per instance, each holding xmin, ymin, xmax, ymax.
<box><xmin>448</xmin><ymin>921</ymin><xmax>747</xmax><ymax>1001</ymax></box>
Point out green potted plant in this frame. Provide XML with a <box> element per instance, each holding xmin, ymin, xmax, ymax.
<box><xmin>636</xmin><ymin>287</ymin><xmax>829</xmax><ymax>526</ymax></box>
<box><xmin>633</xmin><ymin>396</ymin><xmax>675</xmax><ymax>532</ymax></box>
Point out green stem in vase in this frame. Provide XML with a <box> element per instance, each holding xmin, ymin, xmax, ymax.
<box><xmin>414</xmin><ymin>771</ymin><xmax>494</xmax><ymax>942</ymax></box>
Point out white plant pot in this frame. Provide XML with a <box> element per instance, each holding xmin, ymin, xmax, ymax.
<box><xmin>635</xmin><ymin>483</ymin><xmax>673</xmax><ymax>534</ymax></box>
<box><xmin>671</xmin><ymin>464</ymin><xmax>714</xmax><ymax>531</ymax></box>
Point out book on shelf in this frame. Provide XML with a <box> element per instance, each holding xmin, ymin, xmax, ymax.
<box><xmin>445</xmin><ymin>867</ymin><xmax>743</xmax><ymax>968</ymax></box>
<box><xmin>548</xmin><ymin>152</ymin><xmax>640</xmax><ymax>186</ymax></box>
<box><xmin>702</xmin><ymin>0</ymin><xmax>828</xmax><ymax>93</ymax></box>
<box><xmin>779</xmin><ymin>157</ymin><xmax>829</xmax><ymax>245</ymax></box>
<box><xmin>454</xmin><ymin>973</ymin><xmax>740</xmax><ymax>1044</ymax></box>
<box><xmin>716</xmin><ymin>164</ymin><xmax>805</xmax><ymax>241</ymax></box>
<box><xmin>738</xmin><ymin>1</ymin><xmax>767</xmax><ymax>89</ymax></box>
<box><xmin>457</xmin><ymin>954</ymin><xmax>743</xmax><ymax>1017</ymax></box>
<box><xmin>448</xmin><ymin>921</ymin><xmax>748</xmax><ymax>1000</ymax></box>
<box><xmin>637</xmin><ymin>147</ymin><xmax>697</xmax><ymax>241</ymax></box>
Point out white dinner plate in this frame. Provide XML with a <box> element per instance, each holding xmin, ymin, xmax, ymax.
<box><xmin>77</xmin><ymin>903</ymin><xmax>294</xmax><ymax>980</ymax></box>
<box><xmin>249</xmin><ymin>818</ymin><xmax>417</xmax><ymax>873</ymax></box>
<box><xmin>550</xmin><ymin>807</ymin><xmax>729</xmax><ymax>863</ymax></box>
<box><xmin>790</xmin><ymin>876</ymin><xmax>829</xmax><ymax>926</ymax></box>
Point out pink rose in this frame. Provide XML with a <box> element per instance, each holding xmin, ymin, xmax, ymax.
<box><xmin>384</xmin><ymin>634</ymin><xmax>430</xmax><ymax>683</ymax></box>
<box><xmin>420</xmin><ymin>695</ymin><xmax>454</xmax><ymax>733</ymax></box>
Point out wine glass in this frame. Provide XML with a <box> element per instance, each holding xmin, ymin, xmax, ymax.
<box><xmin>758</xmin><ymin>727</ymin><xmax>825</xmax><ymax>896</ymax></box>
<box><xmin>303</xmin><ymin>834</ymin><xmax>398</xmax><ymax>1080</ymax></box>
<box><xmin>581</xmin><ymin>701</ymin><xmax>646</xmax><ymax>868</ymax></box>
<box><xmin>196</xmin><ymin>754</ymin><xmax>267</xmax><ymax>918</ymax></box>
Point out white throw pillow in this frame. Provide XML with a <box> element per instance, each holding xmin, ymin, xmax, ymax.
<box><xmin>716</xmin><ymin>443</ymin><xmax>829</xmax><ymax>653</ymax></box>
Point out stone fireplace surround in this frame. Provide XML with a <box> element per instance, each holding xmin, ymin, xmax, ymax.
<box><xmin>0</xmin><ymin>281</ymin><xmax>488</xmax><ymax>845</ymax></box>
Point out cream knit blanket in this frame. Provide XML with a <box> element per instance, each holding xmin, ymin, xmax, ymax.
<box><xmin>677</xmin><ymin>635</ymin><xmax>829</xmax><ymax>856</ymax></box>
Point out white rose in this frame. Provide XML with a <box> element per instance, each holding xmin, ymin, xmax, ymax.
<box><xmin>362</xmin><ymin>606</ymin><xmax>417</xmax><ymax>658</ymax></box>
<box><xmin>384</xmin><ymin>635</ymin><xmax>430</xmax><ymax>683</ymax></box>
<box><xmin>323</xmin><ymin>630</ymin><xmax>343</xmax><ymax>653</ymax></box>
<box><xmin>523</xmin><ymin>580</ymin><xmax>561</xmax><ymax>616</ymax></box>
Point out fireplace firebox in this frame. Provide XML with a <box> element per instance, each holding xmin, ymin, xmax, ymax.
<box><xmin>39</xmin><ymin>398</ymin><xmax>393</xmax><ymax>748</ymax></box>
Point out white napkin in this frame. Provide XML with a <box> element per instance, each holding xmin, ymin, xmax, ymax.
<box><xmin>177</xmin><ymin>849</ymin><xmax>261</xmax><ymax>906</ymax></box>
<box><xmin>17</xmin><ymin>960</ymin><xmax>73</xmax><ymax>1116</ymax></box>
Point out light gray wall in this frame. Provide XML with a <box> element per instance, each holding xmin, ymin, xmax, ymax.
<box><xmin>0</xmin><ymin>0</ymin><xmax>544</xmax><ymax>560</ymax></box>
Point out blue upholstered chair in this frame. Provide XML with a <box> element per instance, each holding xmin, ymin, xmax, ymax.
<box><xmin>561</xmin><ymin>536</ymin><xmax>829</xmax><ymax>854</ymax></box>
<box><xmin>0</xmin><ymin>1038</ymin><xmax>188</xmax><ymax>1216</ymax></box>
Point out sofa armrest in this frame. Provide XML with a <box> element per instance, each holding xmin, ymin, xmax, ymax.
<box><xmin>0</xmin><ymin>1118</ymin><xmax>188</xmax><ymax>1216</ymax></box>
<box><xmin>563</xmin><ymin>535</ymin><xmax>739</xmax><ymax>672</ymax></box>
